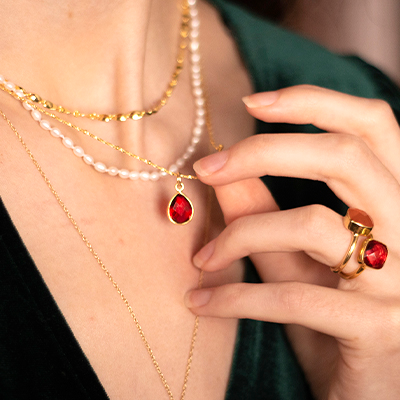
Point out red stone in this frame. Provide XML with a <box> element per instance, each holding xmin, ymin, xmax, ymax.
<box><xmin>363</xmin><ymin>240</ymin><xmax>388</xmax><ymax>269</ymax></box>
<box><xmin>168</xmin><ymin>194</ymin><xmax>193</xmax><ymax>224</ymax></box>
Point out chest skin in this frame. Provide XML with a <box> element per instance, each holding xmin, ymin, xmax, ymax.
<box><xmin>0</xmin><ymin>2</ymin><xmax>258</xmax><ymax>399</ymax></box>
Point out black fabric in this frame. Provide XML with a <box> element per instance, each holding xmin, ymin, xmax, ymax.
<box><xmin>2</xmin><ymin>1</ymin><xmax>400</xmax><ymax>399</ymax></box>
<box><xmin>0</xmin><ymin>199</ymin><xmax>109</xmax><ymax>399</ymax></box>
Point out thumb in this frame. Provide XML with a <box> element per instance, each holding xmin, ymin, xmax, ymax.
<box><xmin>213</xmin><ymin>177</ymin><xmax>279</xmax><ymax>225</ymax></box>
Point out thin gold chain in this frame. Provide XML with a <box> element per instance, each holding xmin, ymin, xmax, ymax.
<box><xmin>0</xmin><ymin>109</ymin><xmax>209</xmax><ymax>400</ymax></box>
<box><xmin>0</xmin><ymin>80</ymin><xmax>223</xmax><ymax>180</ymax></box>
<box><xmin>14</xmin><ymin>1</ymin><xmax>191</xmax><ymax>123</ymax></box>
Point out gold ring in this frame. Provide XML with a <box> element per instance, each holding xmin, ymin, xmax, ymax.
<box><xmin>331</xmin><ymin>208</ymin><xmax>388</xmax><ymax>279</ymax></box>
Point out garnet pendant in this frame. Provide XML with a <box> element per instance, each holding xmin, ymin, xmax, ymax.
<box><xmin>167</xmin><ymin>177</ymin><xmax>194</xmax><ymax>225</ymax></box>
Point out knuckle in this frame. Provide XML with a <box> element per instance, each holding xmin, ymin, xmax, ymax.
<box><xmin>221</xmin><ymin>216</ymin><xmax>249</xmax><ymax>254</ymax></box>
<box><xmin>276</xmin><ymin>282</ymin><xmax>310</xmax><ymax>317</ymax></box>
<box><xmin>298</xmin><ymin>204</ymin><xmax>331</xmax><ymax>245</ymax></box>
<box><xmin>367</xmin><ymin>98</ymin><xmax>395</xmax><ymax>124</ymax></box>
<box><xmin>330</xmin><ymin>133</ymin><xmax>370</xmax><ymax>179</ymax></box>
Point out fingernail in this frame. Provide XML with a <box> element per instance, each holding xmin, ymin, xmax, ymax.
<box><xmin>193</xmin><ymin>240</ymin><xmax>215</xmax><ymax>268</ymax></box>
<box><xmin>185</xmin><ymin>289</ymin><xmax>212</xmax><ymax>308</ymax></box>
<box><xmin>242</xmin><ymin>91</ymin><xmax>279</xmax><ymax>108</ymax></box>
<box><xmin>193</xmin><ymin>151</ymin><xmax>228</xmax><ymax>177</ymax></box>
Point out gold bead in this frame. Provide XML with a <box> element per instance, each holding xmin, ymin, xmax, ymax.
<box><xmin>43</xmin><ymin>101</ymin><xmax>54</xmax><ymax>109</ymax></box>
<box><xmin>100</xmin><ymin>114</ymin><xmax>111</xmax><ymax>122</ymax></box>
<box><xmin>29</xmin><ymin>94</ymin><xmax>42</xmax><ymax>102</ymax></box>
<box><xmin>117</xmin><ymin>114</ymin><xmax>128</xmax><ymax>122</ymax></box>
<box><xmin>130</xmin><ymin>111</ymin><xmax>144</xmax><ymax>120</ymax></box>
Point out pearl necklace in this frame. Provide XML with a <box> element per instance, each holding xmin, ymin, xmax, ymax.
<box><xmin>0</xmin><ymin>0</ymin><xmax>205</xmax><ymax>183</ymax></box>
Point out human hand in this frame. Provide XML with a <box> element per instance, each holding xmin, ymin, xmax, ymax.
<box><xmin>186</xmin><ymin>85</ymin><xmax>400</xmax><ymax>400</ymax></box>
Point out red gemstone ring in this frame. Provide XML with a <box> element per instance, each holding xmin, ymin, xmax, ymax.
<box><xmin>331</xmin><ymin>208</ymin><xmax>388</xmax><ymax>280</ymax></box>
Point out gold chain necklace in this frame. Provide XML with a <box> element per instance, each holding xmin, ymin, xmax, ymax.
<box><xmin>0</xmin><ymin>108</ymin><xmax>213</xmax><ymax>399</ymax></box>
<box><xmin>0</xmin><ymin>78</ymin><xmax>222</xmax><ymax>225</ymax></box>
<box><xmin>13</xmin><ymin>1</ymin><xmax>191</xmax><ymax>123</ymax></box>
<box><xmin>0</xmin><ymin>84</ymin><xmax>222</xmax><ymax>179</ymax></box>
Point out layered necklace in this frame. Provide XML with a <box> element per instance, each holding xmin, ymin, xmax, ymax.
<box><xmin>0</xmin><ymin>0</ymin><xmax>221</xmax><ymax>398</ymax></box>
<box><xmin>0</xmin><ymin>0</ymin><xmax>222</xmax><ymax>225</ymax></box>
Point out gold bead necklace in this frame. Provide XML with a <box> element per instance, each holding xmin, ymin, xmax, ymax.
<box><xmin>12</xmin><ymin>1</ymin><xmax>191</xmax><ymax>123</ymax></box>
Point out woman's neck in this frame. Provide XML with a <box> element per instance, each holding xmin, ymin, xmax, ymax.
<box><xmin>0</xmin><ymin>0</ymin><xmax>183</xmax><ymax>113</ymax></box>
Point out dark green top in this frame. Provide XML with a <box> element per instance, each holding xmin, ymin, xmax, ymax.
<box><xmin>1</xmin><ymin>1</ymin><xmax>400</xmax><ymax>399</ymax></box>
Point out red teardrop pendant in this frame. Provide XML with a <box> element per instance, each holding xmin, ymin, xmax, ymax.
<box><xmin>168</xmin><ymin>176</ymin><xmax>194</xmax><ymax>225</ymax></box>
<box><xmin>168</xmin><ymin>193</ymin><xmax>193</xmax><ymax>225</ymax></box>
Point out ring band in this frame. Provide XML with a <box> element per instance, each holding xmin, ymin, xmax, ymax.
<box><xmin>331</xmin><ymin>208</ymin><xmax>388</xmax><ymax>280</ymax></box>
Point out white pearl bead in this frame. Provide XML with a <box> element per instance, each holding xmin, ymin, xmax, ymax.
<box><xmin>118</xmin><ymin>169</ymin><xmax>130</xmax><ymax>179</ymax></box>
<box><xmin>189</xmin><ymin>8</ymin><xmax>198</xmax><ymax>17</ymax></box>
<box><xmin>31</xmin><ymin>110</ymin><xmax>41</xmax><ymax>121</ymax></box>
<box><xmin>193</xmin><ymin>126</ymin><xmax>202</xmax><ymax>136</ymax></box>
<box><xmin>187</xmin><ymin>145</ymin><xmax>195</xmax><ymax>154</ymax></box>
<box><xmin>140</xmin><ymin>171</ymin><xmax>150</xmax><ymax>181</ymax></box>
<box><xmin>94</xmin><ymin>162</ymin><xmax>107</xmax><ymax>173</ymax></box>
<box><xmin>191</xmin><ymin>53</ymin><xmax>201</xmax><ymax>64</ymax></box>
<box><xmin>62</xmin><ymin>137</ymin><xmax>74</xmax><ymax>149</ymax></box>
<box><xmin>190</xmin><ymin>29</ymin><xmax>199</xmax><ymax>39</ymax></box>
<box><xmin>176</xmin><ymin>158</ymin><xmax>185</xmax><ymax>168</ymax></box>
<box><xmin>129</xmin><ymin>171</ymin><xmax>139</xmax><ymax>180</ymax></box>
<box><xmin>150</xmin><ymin>171</ymin><xmax>160</xmax><ymax>181</ymax></box>
<box><xmin>39</xmin><ymin>119</ymin><xmax>52</xmax><ymax>130</ymax></box>
<box><xmin>196</xmin><ymin>108</ymin><xmax>205</xmax><ymax>117</ymax></box>
<box><xmin>190</xmin><ymin>41</ymin><xmax>199</xmax><ymax>52</ymax></box>
<box><xmin>191</xmin><ymin>18</ymin><xmax>200</xmax><ymax>29</ymax></box>
<box><xmin>108</xmin><ymin>166</ymin><xmax>119</xmax><ymax>176</ymax></box>
<box><xmin>50</xmin><ymin>128</ymin><xmax>62</xmax><ymax>138</ymax></box>
<box><xmin>15</xmin><ymin>90</ymin><xmax>24</xmax><ymax>98</ymax></box>
<box><xmin>193</xmin><ymin>87</ymin><xmax>203</xmax><ymax>97</ymax></box>
<box><xmin>183</xmin><ymin>152</ymin><xmax>191</xmax><ymax>160</ymax></box>
<box><xmin>5</xmin><ymin>81</ymin><xmax>15</xmax><ymax>91</ymax></box>
<box><xmin>195</xmin><ymin>98</ymin><xmax>204</xmax><ymax>107</ymax></box>
<box><xmin>83</xmin><ymin>154</ymin><xmax>94</xmax><ymax>165</ymax></box>
<box><xmin>73</xmin><ymin>146</ymin><xmax>85</xmax><ymax>157</ymax></box>
<box><xmin>160</xmin><ymin>170</ymin><xmax>168</xmax><ymax>177</ymax></box>
<box><xmin>188</xmin><ymin>0</ymin><xmax>196</xmax><ymax>6</ymax></box>
<box><xmin>192</xmin><ymin>72</ymin><xmax>201</xmax><ymax>81</ymax></box>
<box><xmin>23</xmin><ymin>102</ymin><xmax>33</xmax><ymax>111</ymax></box>
<box><xmin>169</xmin><ymin>164</ymin><xmax>178</xmax><ymax>173</ymax></box>
<box><xmin>195</xmin><ymin>117</ymin><xmax>205</xmax><ymax>127</ymax></box>
<box><xmin>192</xmin><ymin>64</ymin><xmax>201</xmax><ymax>74</ymax></box>
<box><xmin>191</xmin><ymin>136</ymin><xmax>200</xmax><ymax>145</ymax></box>
<box><xmin>192</xmin><ymin>79</ymin><xmax>202</xmax><ymax>88</ymax></box>
<box><xmin>0</xmin><ymin>75</ymin><xmax>5</xmax><ymax>83</ymax></box>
